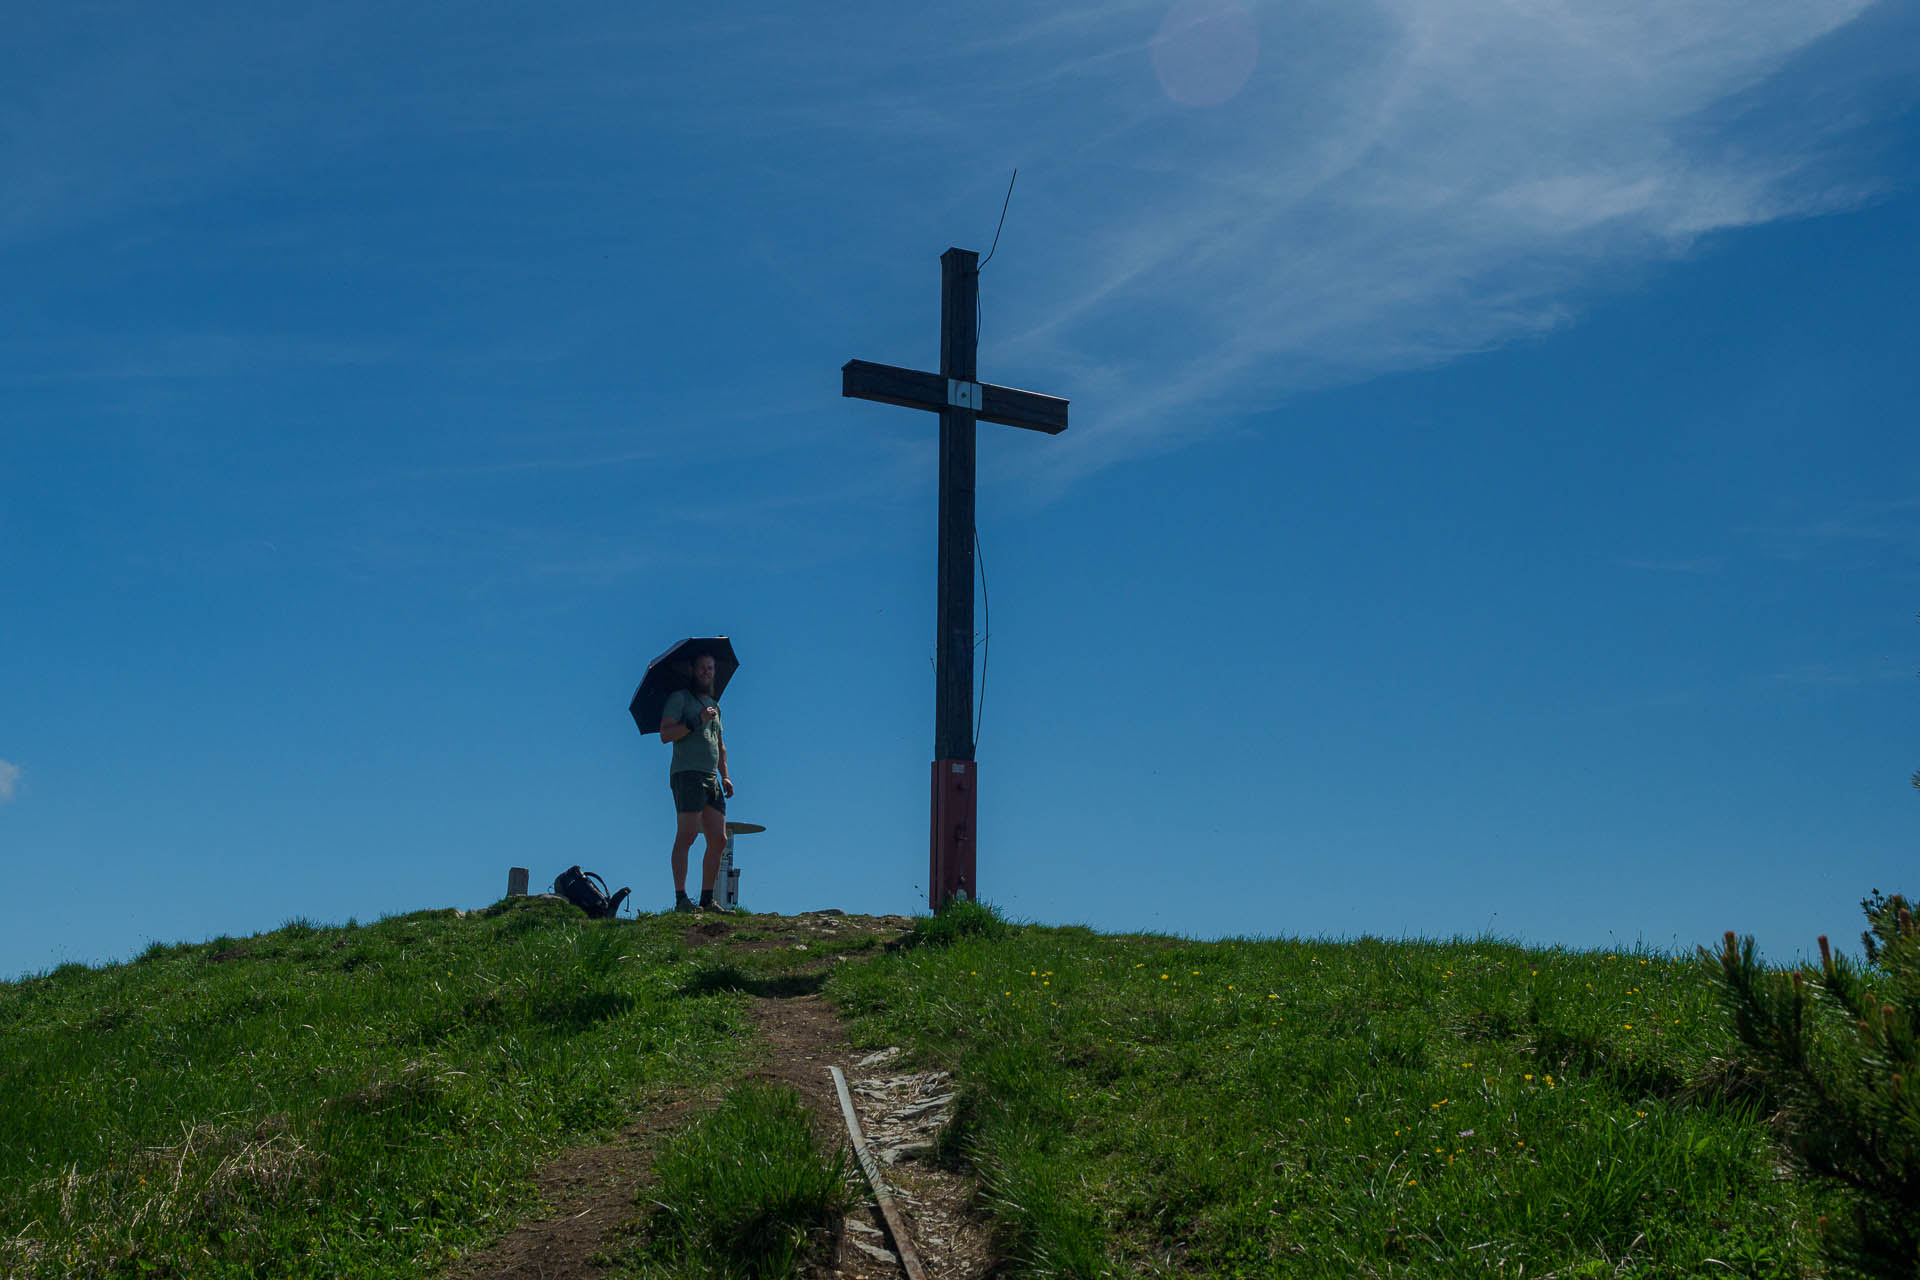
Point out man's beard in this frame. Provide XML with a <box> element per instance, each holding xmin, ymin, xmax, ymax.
<box><xmin>692</xmin><ymin>673</ymin><xmax>714</xmax><ymax>696</ymax></box>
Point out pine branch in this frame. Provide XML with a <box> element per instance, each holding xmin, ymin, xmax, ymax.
<box><xmin>1708</xmin><ymin>905</ymin><xmax>1920</xmax><ymax>1279</ymax></box>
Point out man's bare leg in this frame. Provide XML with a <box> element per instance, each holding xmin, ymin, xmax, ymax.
<box><xmin>698</xmin><ymin>805</ymin><xmax>727</xmax><ymax>896</ymax></box>
<box><xmin>670</xmin><ymin>809</ymin><xmax>701</xmax><ymax>894</ymax></box>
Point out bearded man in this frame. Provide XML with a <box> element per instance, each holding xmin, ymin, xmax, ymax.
<box><xmin>657</xmin><ymin>651</ymin><xmax>734</xmax><ymax>912</ymax></box>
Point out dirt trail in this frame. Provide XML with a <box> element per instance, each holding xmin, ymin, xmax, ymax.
<box><xmin>440</xmin><ymin>912</ymin><xmax>993</xmax><ymax>1280</ymax></box>
<box><xmin>437</xmin><ymin>1094</ymin><xmax>704</xmax><ymax>1280</ymax></box>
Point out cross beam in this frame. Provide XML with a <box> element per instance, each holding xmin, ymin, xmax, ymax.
<box><xmin>842</xmin><ymin>246</ymin><xmax>1068</xmax><ymax>908</ymax></box>
<box><xmin>840</xmin><ymin>360</ymin><xmax>1068</xmax><ymax>435</ymax></box>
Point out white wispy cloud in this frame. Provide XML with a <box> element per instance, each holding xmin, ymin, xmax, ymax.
<box><xmin>5</xmin><ymin>0</ymin><xmax>1910</xmax><ymax>498</ymax></box>
<box><xmin>1769</xmin><ymin>660</ymin><xmax>1915</xmax><ymax>687</ymax></box>
<box><xmin>1739</xmin><ymin>497</ymin><xmax>1920</xmax><ymax>565</ymax></box>
<box><xmin>0</xmin><ymin>331</ymin><xmax>397</xmax><ymax>388</ymax></box>
<box><xmin>1615</xmin><ymin>556</ymin><xmax>1725</xmax><ymax>575</ymax></box>
<box><xmin>0</xmin><ymin>760</ymin><xmax>20</xmax><ymax>803</ymax></box>
<box><xmin>886</xmin><ymin>0</ymin><xmax>1910</xmax><ymax>482</ymax></box>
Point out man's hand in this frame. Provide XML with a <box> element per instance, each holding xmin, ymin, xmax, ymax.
<box><xmin>721</xmin><ymin>776</ymin><xmax>735</xmax><ymax>799</ymax></box>
<box><xmin>700</xmin><ymin>704</ymin><xmax>720</xmax><ymax>724</ymax></box>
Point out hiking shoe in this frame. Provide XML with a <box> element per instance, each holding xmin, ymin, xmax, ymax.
<box><xmin>673</xmin><ymin>894</ymin><xmax>696</xmax><ymax>914</ymax></box>
<box><xmin>699</xmin><ymin>896</ymin><xmax>730</xmax><ymax>914</ymax></box>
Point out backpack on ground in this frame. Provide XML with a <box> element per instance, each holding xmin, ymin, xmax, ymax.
<box><xmin>554</xmin><ymin>866</ymin><xmax>630</xmax><ymax>919</ymax></box>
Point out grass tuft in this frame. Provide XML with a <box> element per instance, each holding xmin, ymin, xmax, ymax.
<box><xmin>902</xmin><ymin>897</ymin><xmax>1009</xmax><ymax>949</ymax></box>
<box><xmin>977</xmin><ymin>1134</ymin><xmax>1108</xmax><ymax>1280</ymax></box>
<box><xmin>625</xmin><ymin>1082</ymin><xmax>854</xmax><ymax>1278</ymax></box>
<box><xmin>679</xmin><ymin>963</ymin><xmax>829</xmax><ymax>1000</ymax></box>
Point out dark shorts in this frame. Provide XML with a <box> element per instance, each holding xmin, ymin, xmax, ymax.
<box><xmin>670</xmin><ymin>770</ymin><xmax>725</xmax><ymax>815</ymax></box>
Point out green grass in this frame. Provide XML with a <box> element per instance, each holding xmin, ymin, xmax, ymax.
<box><xmin>611</xmin><ymin>1081</ymin><xmax>855</xmax><ymax>1278</ymax></box>
<box><xmin>0</xmin><ymin>899</ymin><xmax>753</xmax><ymax>1279</ymax></box>
<box><xmin>828</xmin><ymin>922</ymin><xmax>1836</xmax><ymax>1278</ymax></box>
<box><xmin>900</xmin><ymin>896</ymin><xmax>1010</xmax><ymax>949</ymax></box>
<box><xmin>4</xmin><ymin>900</ymin><xmax>1850</xmax><ymax>1279</ymax></box>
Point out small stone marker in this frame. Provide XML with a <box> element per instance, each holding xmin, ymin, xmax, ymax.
<box><xmin>506</xmin><ymin>866</ymin><xmax>529</xmax><ymax>897</ymax></box>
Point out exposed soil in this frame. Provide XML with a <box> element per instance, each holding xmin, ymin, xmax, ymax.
<box><xmin>437</xmin><ymin>1094</ymin><xmax>706</xmax><ymax>1280</ymax></box>
<box><xmin>439</xmin><ymin>911</ymin><xmax>995</xmax><ymax>1280</ymax></box>
<box><xmin>748</xmin><ymin>990</ymin><xmax>905</xmax><ymax>1278</ymax></box>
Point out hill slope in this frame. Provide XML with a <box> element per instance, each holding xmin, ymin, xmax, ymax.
<box><xmin>1</xmin><ymin>902</ymin><xmax>1824</xmax><ymax>1278</ymax></box>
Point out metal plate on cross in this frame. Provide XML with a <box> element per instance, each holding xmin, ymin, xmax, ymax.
<box><xmin>724</xmin><ymin>822</ymin><xmax>766</xmax><ymax>835</ymax></box>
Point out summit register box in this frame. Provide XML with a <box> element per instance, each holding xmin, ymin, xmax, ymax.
<box><xmin>720</xmin><ymin>821</ymin><xmax>763</xmax><ymax>911</ymax></box>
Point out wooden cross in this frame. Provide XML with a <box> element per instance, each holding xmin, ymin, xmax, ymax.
<box><xmin>843</xmin><ymin>246</ymin><xmax>1069</xmax><ymax>909</ymax></box>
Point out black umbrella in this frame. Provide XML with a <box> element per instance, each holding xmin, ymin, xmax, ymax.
<box><xmin>629</xmin><ymin>636</ymin><xmax>739</xmax><ymax>736</ymax></box>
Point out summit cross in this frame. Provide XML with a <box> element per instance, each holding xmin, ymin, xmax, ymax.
<box><xmin>842</xmin><ymin>246</ymin><xmax>1069</xmax><ymax>910</ymax></box>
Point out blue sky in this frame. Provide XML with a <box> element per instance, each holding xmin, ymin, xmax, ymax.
<box><xmin>4</xmin><ymin>0</ymin><xmax>1917</xmax><ymax>980</ymax></box>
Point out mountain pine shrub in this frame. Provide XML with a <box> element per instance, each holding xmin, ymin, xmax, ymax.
<box><xmin>1707</xmin><ymin>892</ymin><xmax>1920</xmax><ymax>1279</ymax></box>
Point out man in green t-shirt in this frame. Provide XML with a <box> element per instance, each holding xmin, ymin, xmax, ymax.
<box><xmin>658</xmin><ymin>652</ymin><xmax>734</xmax><ymax>912</ymax></box>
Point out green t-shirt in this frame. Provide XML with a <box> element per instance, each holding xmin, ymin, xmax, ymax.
<box><xmin>661</xmin><ymin>689</ymin><xmax>722</xmax><ymax>777</ymax></box>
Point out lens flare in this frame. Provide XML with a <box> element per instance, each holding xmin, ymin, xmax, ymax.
<box><xmin>1151</xmin><ymin>0</ymin><xmax>1259</xmax><ymax>107</ymax></box>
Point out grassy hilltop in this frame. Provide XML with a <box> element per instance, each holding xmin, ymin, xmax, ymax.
<box><xmin>1</xmin><ymin>900</ymin><xmax>1834</xmax><ymax>1279</ymax></box>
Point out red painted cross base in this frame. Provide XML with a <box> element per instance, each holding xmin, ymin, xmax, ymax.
<box><xmin>929</xmin><ymin>759</ymin><xmax>977</xmax><ymax>910</ymax></box>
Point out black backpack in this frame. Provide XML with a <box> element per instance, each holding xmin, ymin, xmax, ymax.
<box><xmin>554</xmin><ymin>866</ymin><xmax>630</xmax><ymax>919</ymax></box>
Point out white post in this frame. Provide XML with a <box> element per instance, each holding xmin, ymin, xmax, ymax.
<box><xmin>719</xmin><ymin>822</ymin><xmax>764</xmax><ymax>911</ymax></box>
<box><xmin>719</xmin><ymin>836</ymin><xmax>738</xmax><ymax>910</ymax></box>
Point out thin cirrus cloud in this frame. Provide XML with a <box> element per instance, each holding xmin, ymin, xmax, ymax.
<box><xmin>929</xmin><ymin>0</ymin><xmax>1898</xmax><ymax>481</ymax></box>
<box><xmin>1615</xmin><ymin>557</ymin><xmax>1727</xmax><ymax>575</ymax></box>
<box><xmin>2</xmin><ymin>0</ymin><xmax>1908</xmax><ymax>497</ymax></box>
<box><xmin>1737</xmin><ymin>498</ymin><xmax>1920</xmax><ymax>566</ymax></box>
<box><xmin>0</xmin><ymin>760</ymin><xmax>20</xmax><ymax>803</ymax></box>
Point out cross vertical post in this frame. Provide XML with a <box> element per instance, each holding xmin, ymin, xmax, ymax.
<box><xmin>841</xmin><ymin>246</ymin><xmax>1069</xmax><ymax>910</ymax></box>
<box><xmin>936</xmin><ymin>247</ymin><xmax>978</xmax><ymax>765</ymax></box>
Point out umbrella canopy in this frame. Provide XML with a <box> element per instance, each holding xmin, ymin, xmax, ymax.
<box><xmin>629</xmin><ymin>636</ymin><xmax>739</xmax><ymax>736</ymax></box>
